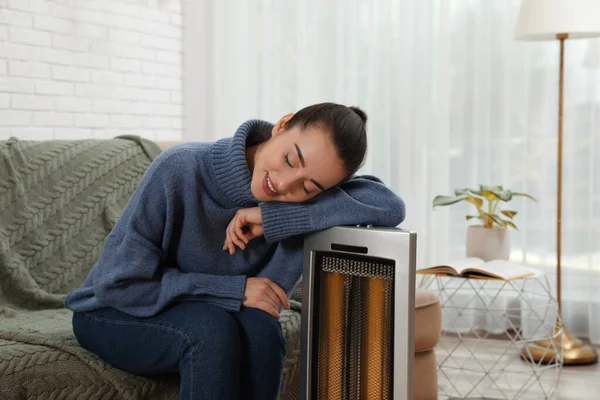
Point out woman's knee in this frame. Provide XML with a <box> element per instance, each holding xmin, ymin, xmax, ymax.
<box><xmin>235</xmin><ymin>308</ymin><xmax>285</xmax><ymax>352</ymax></box>
<box><xmin>176</xmin><ymin>303</ymin><xmax>241</xmax><ymax>357</ymax></box>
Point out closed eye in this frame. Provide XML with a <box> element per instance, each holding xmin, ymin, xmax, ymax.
<box><xmin>285</xmin><ymin>151</ymin><xmax>317</xmax><ymax>196</ymax></box>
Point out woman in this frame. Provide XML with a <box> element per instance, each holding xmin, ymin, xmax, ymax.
<box><xmin>65</xmin><ymin>102</ymin><xmax>405</xmax><ymax>400</ymax></box>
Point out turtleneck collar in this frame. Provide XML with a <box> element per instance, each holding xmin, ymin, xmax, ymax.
<box><xmin>210</xmin><ymin>119</ymin><xmax>274</xmax><ymax>207</ymax></box>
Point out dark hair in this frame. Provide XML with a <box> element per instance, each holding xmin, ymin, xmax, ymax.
<box><xmin>284</xmin><ymin>102</ymin><xmax>368</xmax><ymax>178</ymax></box>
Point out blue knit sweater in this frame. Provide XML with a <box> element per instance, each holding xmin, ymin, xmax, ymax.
<box><xmin>65</xmin><ymin>120</ymin><xmax>406</xmax><ymax>317</ymax></box>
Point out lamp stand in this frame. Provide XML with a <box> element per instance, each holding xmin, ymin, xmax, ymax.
<box><xmin>521</xmin><ymin>33</ymin><xmax>598</xmax><ymax>366</ymax></box>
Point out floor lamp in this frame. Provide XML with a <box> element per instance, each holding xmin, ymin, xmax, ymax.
<box><xmin>515</xmin><ymin>0</ymin><xmax>599</xmax><ymax>365</ymax></box>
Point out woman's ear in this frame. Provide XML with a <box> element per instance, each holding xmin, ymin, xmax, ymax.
<box><xmin>272</xmin><ymin>113</ymin><xmax>295</xmax><ymax>136</ymax></box>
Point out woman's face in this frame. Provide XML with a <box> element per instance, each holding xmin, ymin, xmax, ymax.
<box><xmin>248</xmin><ymin>114</ymin><xmax>347</xmax><ymax>203</ymax></box>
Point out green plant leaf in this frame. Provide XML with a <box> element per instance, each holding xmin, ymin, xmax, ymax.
<box><xmin>513</xmin><ymin>192</ymin><xmax>537</xmax><ymax>202</ymax></box>
<box><xmin>490</xmin><ymin>215</ymin><xmax>507</xmax><ymax>228</ymax></box>
<box><xmin>464</xmin><ymin>195</ymin><xmax>484</xmax><ymax>210</ymax></box>
<box><xmin>466</xmin><ymin>215</ymin><xmax>480</xmax><ymax>221</ymax></box>
<box><xmin>479</xmin><ymin>190</ymin><xmax>502</xmax><ymax>202</ymax></box>
<box><xmin>496</xmin><ymin>190</ymin><xmax>513</xmax><ymax>201</ymax></box>
<box><xmin>501</xmin><ymin>210</ymin><xmax>517</xmax><ymax>219</ymax></box>
<box><xmin>504</xmin><ymin>219</ymin><xmax>518</xmax><ymax>230</ymax></box>
<box><xmin>480</xmin><ymin>184</ymin><xmax>503</xmax><ymax>192</ymax></box>
<box><xmin>455</xmin><ymin>189</ymin><xmax>469</xmax><ymax>196</ymax></box>
<box><xmin>462</xmin><ymin>188</ymin><xmax>482</xmax><ymax>197</ymax></box>
<box><xmin>432</xmin><ymin>195</ymin><xmax>465</xmax><ymax>208</ymax></box>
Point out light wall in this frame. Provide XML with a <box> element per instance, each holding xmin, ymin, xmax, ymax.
<box><xmin>0</xmin><ymin>0</ymin><xmax>182</xmax><ymax>141</ymax></box>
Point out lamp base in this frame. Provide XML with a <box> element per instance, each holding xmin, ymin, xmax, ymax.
<box><xmin>521</xmin><ymin>321</ymin><xmax>598</xmax><ymax>366</ymax></box>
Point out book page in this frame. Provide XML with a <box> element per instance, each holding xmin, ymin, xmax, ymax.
<box><xmin>442</xmin><ymin>257</ymin><xmax>484</xmax><ymax>274</ymax></box>
<box><xmin>469</xmin><ymin>259</ymin><xmax>534</xmax><ymax>280</ymax></box>
<box><xmin>418</xmin><ymin>257</ymin><xmax>483</xmax><ymax>274</ymax></box>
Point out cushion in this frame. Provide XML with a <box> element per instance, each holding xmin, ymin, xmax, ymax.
<box><xmin>414</xmin><ymin>349</ymin><xmax>438</xmax><ymax>400</ymax></box>
<box><xmin>414</xmin><ymin>289</ymin><xmax>442</xmax><ymax>352</ymax></box>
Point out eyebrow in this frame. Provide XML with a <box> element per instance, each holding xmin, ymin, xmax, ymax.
<box><xmin>311</xmin><ymin>179</ymin><xmax>325</xmax><ymax>192</ymax></box>
<box><xmin>294</xmin><ymin>143</ymin><xmax>305</xmax><ymax>167</ymax></box>
<box><xmin>295</xmin><ymin>142</ymin><xmax>325</xmax><ymax>192</ymax></box>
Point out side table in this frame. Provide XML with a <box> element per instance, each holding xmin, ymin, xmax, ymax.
<box><xmin>418</xmin><ymin>270</ymin><xmax>563</xmax><ymax>400</ymax></box>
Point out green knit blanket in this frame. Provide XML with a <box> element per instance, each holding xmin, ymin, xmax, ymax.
<box><xmin>0</xmin><ymin>137</ymin><xmax>301</xmax><ymax>399</ymax></box>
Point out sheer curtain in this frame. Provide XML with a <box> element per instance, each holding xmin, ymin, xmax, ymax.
<box><xmin>183</xmin><ymin>0</ymin><xmax>600</xmax><ymax>343</ymax></box>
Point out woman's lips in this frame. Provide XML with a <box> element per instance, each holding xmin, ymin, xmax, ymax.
<box><xmin>262</xmin><ymin>172</ymin><xmax>279</xmax><ymax>197</ymax></box>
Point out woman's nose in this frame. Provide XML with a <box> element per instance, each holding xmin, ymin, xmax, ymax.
<box><xmin>277</xmin><ymin>172</ymin><xmax>301</xmax><ymax>193</ymax></box>
<box><xmin>277</xmin><ymin>177</ymin><xmax>293</xmax><ymax>192</ymax></box>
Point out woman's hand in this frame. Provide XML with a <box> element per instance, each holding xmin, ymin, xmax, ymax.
<box><xmin>243</xmin><ymin>277</ymin><xmax>290</xmax><ymax>319</ymax></box>
<box><xmin>223</xmin><ymin>207</ymin><xmax>264</xmax><ymax>255</ymax></box>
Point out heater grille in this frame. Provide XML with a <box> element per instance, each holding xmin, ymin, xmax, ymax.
<box><xmin>313</xmin><ymin>252</ymin><xmax>395</xmax><ymax>400</ymax></box>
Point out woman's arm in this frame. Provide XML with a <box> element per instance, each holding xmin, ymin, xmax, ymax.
<box><xmin>255</xmin><ymin>236</ymin><xmax>305</xmax><ymax>296</ymax></box>
<box><xmin>259</xmin><ymin>175</ymin><xmax>406</xmax><ymax>243</ymax></box>
<box><xmin>93</xmin><ymin>234</ymin><xmax>246</xmax><ymax>317</ymax></box>
<box><xmin>92</xmin><ymin>149</ymin><xmax>246</xmax><ymax>317</ymax></box>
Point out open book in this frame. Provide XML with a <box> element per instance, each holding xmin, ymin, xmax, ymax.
<box><xmin>417</xmin><ymin>258</ymin><xmax>535</xmax><ymax>281</ymax></box>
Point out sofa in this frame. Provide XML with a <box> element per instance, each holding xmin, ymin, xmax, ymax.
<box><xmin>0</xmin><ymin>136</ymin><xmax>440</xmax><ymax>399</ymax></box>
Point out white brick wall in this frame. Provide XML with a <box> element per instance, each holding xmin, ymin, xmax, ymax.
<box><xmin>0</xmin><ymin>0</ymin><xmax>182</xmax><ymax>141</ymax></box>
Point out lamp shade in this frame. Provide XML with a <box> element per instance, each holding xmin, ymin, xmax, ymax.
<box><xmin>515</xmin><ymin>0</ymin><xmax>600</xmax><ymax>41</ymax></box>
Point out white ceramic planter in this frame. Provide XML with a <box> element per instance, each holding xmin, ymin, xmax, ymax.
<box><xmin>465</xmin><ymin>226</ymin><xmax>510</xmax><ymax>261</ymax></box>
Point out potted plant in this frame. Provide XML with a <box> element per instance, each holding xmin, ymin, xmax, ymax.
<box><xmin>432</xmin><ymin>185</ymin><xmax>536</xmax><ymax>261</ymax></box>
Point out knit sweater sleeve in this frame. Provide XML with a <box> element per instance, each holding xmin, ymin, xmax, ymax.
<box><xmin>259</xmin><ymin>175</ymin><xmax>406</xmax><ymax>243</ymax></box>
<box><xmin>256</xmin><ymin>236</ymin><xmax>305</xmax><ymax>296</ymax></box>
<box><xmin>93</xmin><ymin>149</ymin><xmax>246</xmax><ymax>317</ymax></box>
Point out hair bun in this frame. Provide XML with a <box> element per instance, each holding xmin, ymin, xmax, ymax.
<box><xmin>350</xmin><ymin>106</ymin><xmax>368</xmax><ymax>124</ymax></box>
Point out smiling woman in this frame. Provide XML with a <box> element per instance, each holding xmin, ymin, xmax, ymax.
<box><xmin>65</xmin><ymin>102</ymin><xmax>405</xmax><ymax>400</ymax></box>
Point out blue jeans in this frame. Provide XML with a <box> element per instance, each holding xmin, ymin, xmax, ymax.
<box><xmin>72</xmin><ymin>302</ymin><xmax>285</xmax><ymax>400</ymax></box>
